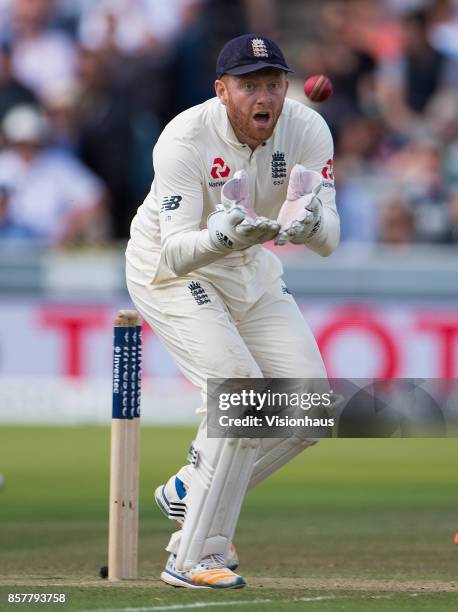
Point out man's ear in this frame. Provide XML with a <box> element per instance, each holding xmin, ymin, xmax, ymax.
<box><xmin>215</xmin><ymin>79</ymin><xmax>228</xmax><ymax>105</ymax></box>
<box><xmin>284</xmin><ymin>78</ymin><xmax>289</xmax><ymax>96</ymax></box>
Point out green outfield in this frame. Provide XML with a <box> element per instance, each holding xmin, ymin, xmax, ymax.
<box><xmin>0</xmin><ymin>427</ymin><xmax>457</xmax><ymax>611</ymax></box>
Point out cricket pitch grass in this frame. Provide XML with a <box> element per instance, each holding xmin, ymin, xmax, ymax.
<box><xmin>0</xmin><ymin>427</ymin><xmax>457</xmax><ymax>611</ymax></box>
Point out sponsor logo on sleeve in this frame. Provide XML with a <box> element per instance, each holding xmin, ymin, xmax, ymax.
<box><xmin>215</xmin><ymin>230</ymin><xmax>233</xmax><ymax>249</ymax></box>
<box><xmin>321</xmin><ymin>159</ymin><xmax>335</xmax><ymax>188</ymax></box>
<box><xmin>161</xmin><ymin>195</ymin><xmax>182</xmax><ymax>212</ymax></box>
<box><xmin>281</xmin><ymin>283</ymin><xmax>292</xmax><ymax>295</ymax></box>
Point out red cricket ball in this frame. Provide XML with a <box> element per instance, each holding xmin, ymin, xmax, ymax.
<box><xmin>304</xmin><ymin>75</ymin><xmax>333</xmax><ymax>103</ymax></box>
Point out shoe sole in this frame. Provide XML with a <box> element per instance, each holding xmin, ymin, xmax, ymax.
<box><xmin>160</xmin><ymin>570</ymin><xmax>246</xmax><ymax>590</ymax></box>
<box><xmin>160</xmin><ymin>571</ymin><xmax>210</xmax><ymax>589</ymax></box>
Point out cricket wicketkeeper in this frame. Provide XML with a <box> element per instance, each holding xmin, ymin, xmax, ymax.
<box><xmin>126</xmin><ymin>34</ymin><xmax>340</xmax><ymax>589</ymax></box>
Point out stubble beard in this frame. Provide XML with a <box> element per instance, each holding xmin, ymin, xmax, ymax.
<box><xmin>227</xmin><ymin>100</ymin><xmax>277</xmax><ymax>148</ymax></box>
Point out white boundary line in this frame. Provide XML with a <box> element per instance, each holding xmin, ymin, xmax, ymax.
<box><xmin>89</xmin><ymin>595</ymin><xmax>337</xmax><ymax>611</ymax></box>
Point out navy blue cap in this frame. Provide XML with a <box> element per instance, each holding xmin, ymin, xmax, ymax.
<box><xmin>216</xmin><ymin>34</ymin><xmax>293</xmax><ymax>79</ymax></box>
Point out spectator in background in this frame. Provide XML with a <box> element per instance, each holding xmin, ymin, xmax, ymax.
<box><xmin>0</xmin><ymin>42</ymin><xmax>37</xmax><ymax>124</ymax></box>
<box><xmin>77</xmin><ymin>0</ymin><xmax>203</xmax><ymax>59</ymax></box>
<box><xmin>378</xmin><ymin>195</ymin><xmax>415</xmax><ymax>245</ymax></box>
<box><xmin>375</xmin><ymin>8</ymin><xmax>454</xmax><ymax>136</ymax></box>
<box><xmin>0</xmin><ymin>185</ymin><xmax>42</xmax><ymax>241</ymax></box>
<box><xmin>422</xmin><ymin>0</ymin><xmax>458</xmax><ymax>61</ymax></box>
<box><xmin>383</xmin><ymin>137</ymin><xmax>450</xmax><ymax>242</ymax></box>
<box><xmin>42</xmin><ymin>83</ymin><xmax>80</xmax><ymax>153</ymax></box>
<box><xmin>298</xmin><ymin>0</ymin><xmax>377</xmax><ymax>139</ymax></box>
<box><xmin>296</xmin><ymin>0</ymin><xmax>457</xmax><ymax>248</ymax></box>
<box><xmin>0</xmin><ymin>0</ymin><xmax>77</xmax><ymax>102</ymax></box>
<box><xmin>43</xmin><ymin>0</ymin><xmax>95</xmax><ymax>38</ymax></box>
<box><xmin>0</xmin><ymin>0</ymin><xmax>454</xmax><ymax>250</ymax></box>
<box><xmin>73</xmin><ymin>2</ymin><xmax>210</xmax><ymax>238</ymax></box>
<box><xmin>333</xmin><ymin>116</ymin><xmax>385</xmax><ymax>242</ymax></box>
<box><xmin>75</xmin><ymin>48</ymin><xmax>149</xmax><ymax>240</ymax></box>
<box><xmin>0</xmin><ymin>104</ymin><xmax>108</xmax><ymax>246</ymax></box>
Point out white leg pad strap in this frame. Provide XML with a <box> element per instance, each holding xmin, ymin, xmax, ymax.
<box><xmin>248</xmin><ymin>437</ymin><xmax>318</xmax><ymax>490</ymax></box>
<box><xmin>171</xmin><ymin>427</ymin><xmax>259</xmax><ymax>571</ymax></box>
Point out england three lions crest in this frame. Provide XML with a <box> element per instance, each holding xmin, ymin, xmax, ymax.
<box><xmin>271</xmin><ymin>151</ymin><xmax>286</xmax><ymax>185</ymax></box>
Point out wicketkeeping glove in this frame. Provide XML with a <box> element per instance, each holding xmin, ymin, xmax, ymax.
<box><xmin>208</xmin><ymin>170</ymin><xmax>280</xmax><ymax>251</ymax></box>
<box><xmin>275</xmin><ymin>165</ymin><xmax>323</xmax><ymax>246</ymax></box>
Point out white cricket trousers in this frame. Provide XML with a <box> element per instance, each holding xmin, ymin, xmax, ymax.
<box><xmin>126</xmin><ymin>256</ymin><xmax>327</xmax><ymax>402</ymax></box>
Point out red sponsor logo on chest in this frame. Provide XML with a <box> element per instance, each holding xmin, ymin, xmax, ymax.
<box><xmin>211</xmin><ymin>157</ymin><xmax>231</xmax><ymax>179</ymax></box>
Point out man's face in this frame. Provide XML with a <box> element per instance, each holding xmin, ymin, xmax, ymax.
<box><xmin>215</xmin><ymin>69</ymin><xmax>288</xmax><ymax>147</ymax></box>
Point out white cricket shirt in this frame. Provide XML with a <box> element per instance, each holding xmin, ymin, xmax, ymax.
<box><xmin>126</xmin><ymin>96</ymin><xmax>339</xmax><ymax>285</ymax></box>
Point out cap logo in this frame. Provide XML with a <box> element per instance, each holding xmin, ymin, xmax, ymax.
<box><xmin>251</xmin><ymin>38</ymin><xmax>269</xmax><ymax>58</ymax></box>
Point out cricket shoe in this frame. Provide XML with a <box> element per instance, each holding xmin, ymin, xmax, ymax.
<box><xmin>154</xmin><ymin>477</ymin><xmax>239</xmax><ymax>571</ymax></box>
<box><xmin>160</xmin><ymin>553</ymin><xmax>246</xmax><ymax>589</ymax></box>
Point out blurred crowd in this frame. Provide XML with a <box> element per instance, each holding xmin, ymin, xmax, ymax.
<box><xmin>295</xmin><ymin>0</ymin><xmax>458</xmax><ymax>246</ymax></box>
<box><xmin>0</xmin><ymin>0</ymin><xmax>457</xmax><ymax>249</ymax></box>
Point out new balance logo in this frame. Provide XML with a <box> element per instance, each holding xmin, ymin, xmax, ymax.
<box><xmin>161</xmin><ymin>195</ymin><xmax>182</xmax><ymax>212</ymax></box>
<box><xmin>188</xmin><ymin>281</ymin><xmax>211</xmax><ymax>306</ymax></box>
<box><xmin>215</xmin><ymin>230</ymin><xmax>233</xmax><ymax>249</ymax></box>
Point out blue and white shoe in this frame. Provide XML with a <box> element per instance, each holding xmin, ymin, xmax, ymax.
<box><xmin>160</xmin><ymin>553</ymin><xmax>246</xmax><ymax>589</ymax></box>
<box><xmin>155</xmin><ymin>478</ymin><xmax>187</xmax><ymax>524</ymax></box>
<box><xmin>154</xmin><ymin>476</ymin><xmax>240</xmax><ymax>571</ymax></box>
